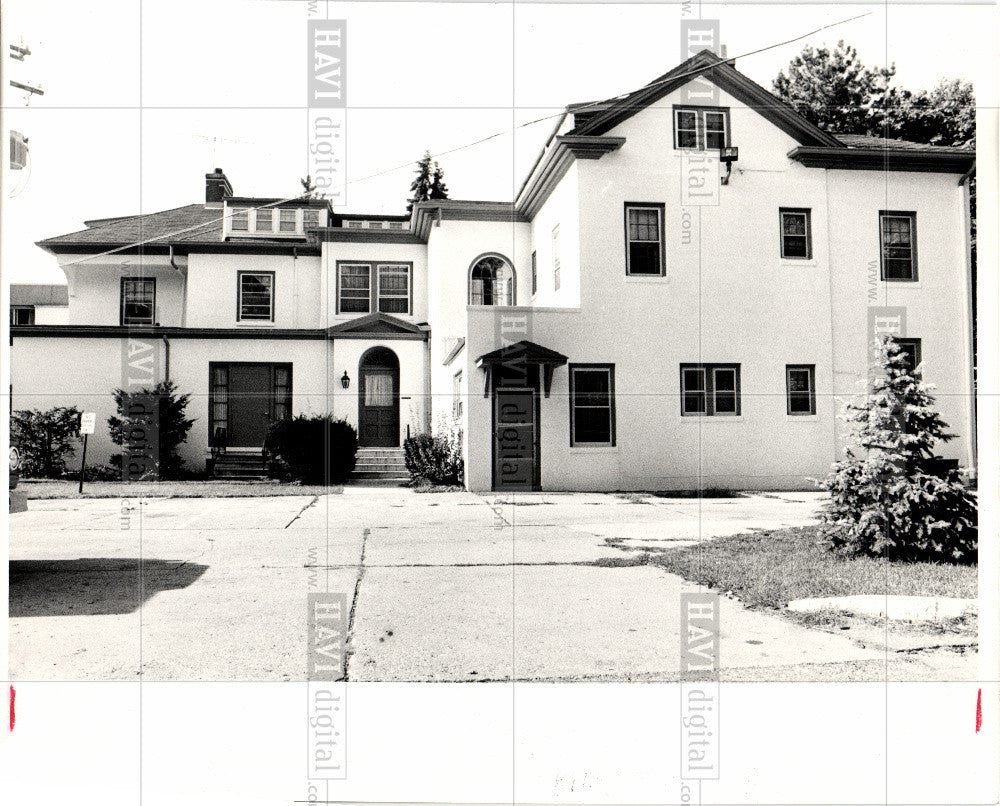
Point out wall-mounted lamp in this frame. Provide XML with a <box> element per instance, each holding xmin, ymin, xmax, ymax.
<box><xmin>340</xmin><ymin>371</ymin><xmax>351</xmax><ymax>389</ymax></box>
<box><xmin>720</xmin><ymin>146</ymin><xmax>739</xmax><ymax>185</ymax></box>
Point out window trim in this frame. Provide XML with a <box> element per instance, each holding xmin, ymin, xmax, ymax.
<box><xmin>569</xmin><ymin>363</ymin><xmax>616</xmax><ymax>447</ymax></box>
<box><xmin>453</xmin><ymin>370</ymin><xmax>463</xmax><ymax>418</ymax></box>
<box><xmin>680</xmin><ymin>363</ymin><xmax>741</xmax><ymax>417</ymax></box>
<box><xmin>336</xmin><ymin>261</ymin><xmax>413</xmax><ymax>315</ymax></box>
<box><xmin>120</xmin><ymin>277</ymin><xmax>156</xmax><ymax>326</ymax></box>
<box><xmin>672</xmin><ymin>105</ymin><xmax>732</xmax><ymax>151</ymax></box>
<box><xmin>624</xmin><ymin>202</ymin><xmax>666</xmax><ymax>276</ymax></box>
<box><xmin>785</xmin><ymin>364</ymin><xmax>817</xmax><ymax>416</ymax></box>
<box><xmin>10</xmin><ymin>305</ymin><xmax>35</xmax><ymax>326</ymax></box>
<box><xmin>376</xmin><ymin>263</ymin><xmax>413</xmax><ymax>315</ymax></box>
<box><xmin>779</xmin><ymin>208</ymin><xmax>813</xmax><ymax>260</ymax></box>
<box><xmin>879</xmin><ymin>210</ymin><xmax>918</xmax><ymax>282</ymax></box>
<box><xmin>531</xmin><ymin>250</ymin><xmax>538</xmax><ymax>296</ymax></box>
<box><xmin>468</xmin><ymin>253</ymin><xmax>516</xmax><ymax>307</ymax></box>
<box><xmin>236</xmin><ymin>270</ymin><xmax>275</xmax><ymax>323</ymax></box>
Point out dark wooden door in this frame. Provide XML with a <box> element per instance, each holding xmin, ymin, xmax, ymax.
<box><xmin>227</xmin><ymin>364</ymin><xmax>272</xmax><ymax>447</ymax></box>
<box><xmin>359</xmin><ymin>364</ymin><xmax>400</xmax><ymax>447</ymax></box>
<box><xmin>493</xmin><ymin>388</ymin><xmax>538</xmax><ymax>491</ymax></box>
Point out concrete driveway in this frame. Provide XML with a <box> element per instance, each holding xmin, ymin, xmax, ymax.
<box><xmin>10</xmin><ymin>488</ymin><xmax>896</xmax><ymax>682</ymax></box>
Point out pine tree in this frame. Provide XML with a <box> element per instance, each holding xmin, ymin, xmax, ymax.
<box><xmin>407</xmin><ymin>150</ymin><xmax>449</xmax><ymax>213</ymax></box>
<box><xmin>300</xmin><ymin>174</ymin><xmax>319</xmax><ymax>197</ymax></box>
<box><xmin>821</xmin><ymin>336</ymin><xmax>977</xmax><ymax>562</ymax></box>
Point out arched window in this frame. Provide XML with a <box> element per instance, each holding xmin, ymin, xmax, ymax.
<box><xmin>469</xmin><ymin>255</ymin><xmax>515</xmax><ymax>306</ymax></box>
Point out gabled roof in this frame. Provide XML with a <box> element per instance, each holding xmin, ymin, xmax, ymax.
<box><xmin>476</xmin><ymin>340</ymin><xmax>568</xmax><ymax>367</ymax></box>
<box><xmin>569</xmin><ymin>49</ymin><xmax>844</xmax><ymax>148</ymax></box>
<box><xmin>326</xmin><ymin>312</ymin><xmax>428</xmax><ymax>341</ymax></box>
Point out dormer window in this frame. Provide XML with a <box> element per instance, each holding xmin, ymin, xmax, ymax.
<box><xmin>673</xmin><ymin>106</ymin><xmax>730</xmax><ymax>151</ymax></box>
<box><xmin>224</xmin><ymin>202</ymin><xmax>326</xmax><ymax>238</ymax></box>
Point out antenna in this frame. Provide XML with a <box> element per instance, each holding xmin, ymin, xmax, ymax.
<box><xmin>187</xmin><ymin>133</ymin><xmax>256</xmax><ymax>168</ymax></box>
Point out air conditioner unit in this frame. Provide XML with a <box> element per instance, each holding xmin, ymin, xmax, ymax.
<box><xmin>10</xmin><ymin>131</ymin><xmax>29</xmax><ymax>170</ymax></box>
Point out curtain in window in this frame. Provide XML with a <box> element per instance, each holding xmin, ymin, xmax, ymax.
<box><xmin>364</xmin><ymin>373</ymin><xmax>394</xmax><ymax>406</ymax></box>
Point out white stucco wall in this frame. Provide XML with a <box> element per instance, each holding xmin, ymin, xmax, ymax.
<box><xmin>62</xmin><ymin>255</ymin><xmax>185</xmax><ymax>326</ymax></box>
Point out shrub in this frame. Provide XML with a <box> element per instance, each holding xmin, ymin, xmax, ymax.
<box><xmin>265</xmin><ymin>415</ymin><xmax>358</xmax><ymax>485</ymax></box>
<box><xmin>108</xmin><ymin>380</ymin><xmax>195</xmax><ymax>480</ymax></box>
<box><xmin>820</xmin><ymin>336</ymin><xmax>977</xmax><ymax>563</ymax></box>
<box><xmin>59</xmin><ymin>463</ymin><xmax>121</xmax><ymax>482</ymax></box>
<box><xmin>404</xmin><ymin>423</ymin><xmax>463</xmax><ymax>486</ymax></box>
<box><xmin>11</xmin><ymin>406</ymin><xmax>82</xmax><ymax>478</ymax></box>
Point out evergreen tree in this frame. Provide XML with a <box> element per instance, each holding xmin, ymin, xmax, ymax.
<box><xmin>407</xmin><ymin>150</ymin><xmax>449</xmax><ymax>213</ymax></box>
<box><xmin>820</xmin><ymin>336</ymin><xmax>977</xmax><ymax>563</ymax></box>
<box><xmin>300</xmin><ymin>174</ymin><xmax>320</xmax><ymax>197</ymax></box>
<box><xmin>108</xmin><ymin>380</ymin><xmax>195</xmax><ymax>480</ymax></box>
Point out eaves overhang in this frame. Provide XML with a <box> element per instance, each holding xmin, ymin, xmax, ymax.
<box><xmin>411</xmin><ymin>201</ymin><xmax>528</xmax><ymax>241</ymax></box>
<box><xmin>787</xmin><ymin>146</ymin><xmax>975</xmax><ymax>174</ymax></box>
<box><xmin>515</xmin><ymin>135</ymin><xmax>626</xmax><ymax>220</ymax></box>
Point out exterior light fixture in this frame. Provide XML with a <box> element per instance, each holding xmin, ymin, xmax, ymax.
<box><xmin>341</xmin><ymin>371</ymin><xmax>350</xmax><ymax>389</ymax></box>
<box><xmin>720</xmin><ymin>146</ymin><xmax>739</xmax><ymax>185</ymax></box>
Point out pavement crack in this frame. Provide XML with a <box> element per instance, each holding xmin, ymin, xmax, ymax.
<box><xmin>284</xmin><ymin>495</ymin><xmax>319</xmax><ymax>528</ymax></box>
<box><xmin>343</xmin><ymin>526</ymin><xmax>371</xmax><ymax>680</ymax></box>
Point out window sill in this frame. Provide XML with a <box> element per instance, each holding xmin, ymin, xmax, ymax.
<box><xmin>569</xmin><ymin>445</ymin><xmax>618</xmax><ymax>453</ymax></box>
<box><xmin>236</xmin><ymin>321</ymin><xmax>276</xmax><ymax>327</ymax></box>
<box><xmin>779</xmin><ymin>258</ymin><xmax>818</xmax><ymax>267</ymax></box>
<box><xmin>679</xmin><ymin>415</ymin><xmax>744</xmax><ymax>423</ymax></box>
<box><xmin>624</xmin><ymin>275</ymin><xmax>668</xmax><ymax>283</ymax></box>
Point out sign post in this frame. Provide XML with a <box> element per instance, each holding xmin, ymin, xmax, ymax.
<box><xmin>78</xmin><ymin>412</ymin><xmax>96</xmax><ymax>494</ymax></box>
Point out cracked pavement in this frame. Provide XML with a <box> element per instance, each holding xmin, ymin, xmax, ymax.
<box><xmin>8</xmin><ymin>488</ymin><xmax>972</xmax><ymax>681</ymax></box>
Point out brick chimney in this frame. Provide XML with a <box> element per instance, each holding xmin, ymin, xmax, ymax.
<box><xmin>205</xmin><ymin>168</ymin><xmax>233</xmax><ymax>204</ymax></box>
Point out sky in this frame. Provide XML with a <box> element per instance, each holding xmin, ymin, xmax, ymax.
<box><xmin>2</xmin><ymin>0</ymin><xmax>995</xmax><ymax>284</ymax></box>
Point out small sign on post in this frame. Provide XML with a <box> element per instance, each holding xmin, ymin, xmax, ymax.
<box><xmin>78</xmin><ymin>412</ymin><xmax>96</xmax><ymax>493</ymax></box>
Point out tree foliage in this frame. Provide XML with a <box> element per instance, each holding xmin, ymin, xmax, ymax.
<box><xmin>406</xmin><ymin>150</ymin><xmax>449</xmax><ymax>213</ymax></box>
<box><xmin>820</xmin><ymin>337</ymin><xmax>977</xmax><ymax>563</ymax></box>
<box><xmin>772</xmin><ymin>40</ymin><xmax>975</xmax><ymax>148</ymax></box>
<box><xmin>11</xmin><ymin>406</ymin><xmax>82</xmax><ymax>478</ymax></box>
<box><xmin>108</xmin><ymin>380</ymin><xmax>195</xmax><ymax>480</ymax></box>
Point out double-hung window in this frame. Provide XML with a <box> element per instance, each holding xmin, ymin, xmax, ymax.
<box><xmin>673</xmin><ymin>107</ymin><xmax>730</xmax><ymax>150</ymax></box>
<box><xmin>879</xmin><ymin>211</ymin><xmax>917</xmax><ymax>281</ymax></box>
<box><xmin>230</xmin><ymin>207</ymin><xmax>249</xmax><ymax>231</ymax></box>
<box><xmin>255</xmin><ymin>208</ymin><xmax>273</xmax><ymax>233</ymax></box>
<box><xmin>377</xmin><ymin>264</ymin><xmax>411</xmax><ymax>314</ymax></box>
<box><xmin>337</xmin><ymin>263</ymin><xmax>412</xmax><ymax>315</ymax></box>
<box><xmin>279</xmin><ymin>209</ymin><xmax>298</xmax><ymax>232</ymax></box>
<box><xmin>680</xmin><ymin>364</ymin><xmax>740</xmax><ymax>416</ymax></box>
<box><xmin>625</xmin><ymin>203</ymin><xmax>665</xmax><ymax>275</ymax></box>
<box><xmin>569</xmin><ymin>364</ymin><xmax>615</xmax><ymax>446</ymax></box>
<box><xmin>779</xmin><ymin>208</ymin><xmax>812</xmax><ymax>259</ymax></box>
<box><xmin>237</xmin><ymin>271</ymin><xmax>274</xmax><ymax>321</ymax></box>
<box><xmin>121</xmin><ymin>278</ymin><xmax>156</xmax><ymax>325</ymax></box>
<box><xmin>786</xmin><ymin>365</ymin><xmax>816</xmax><ymax>415</ymax></box>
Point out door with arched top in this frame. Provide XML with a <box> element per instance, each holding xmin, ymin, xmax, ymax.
<box><xmin>358</xmin><ymin>347</ymin><xmax>400</xmax><ymax>447</ymax></box>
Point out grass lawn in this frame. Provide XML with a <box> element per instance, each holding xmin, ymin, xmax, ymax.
<box><xmin>651</xmin><ymin>525</ymin><xmax>977</xmax><ymax>609</ymax></box>
<box><xmin>18</xmin><ymin>479</ymin><xmax>342</xmax><ymax>499</ymax></box>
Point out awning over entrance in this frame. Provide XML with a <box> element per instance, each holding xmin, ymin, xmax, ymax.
<box><xmin>475</xmin><ymin>340</ymin><xmax>568</xmax><ymax>398</ymax></box>
<box><xmin>327</xmin><ymin>312</ymin><xmax>429</xmax><ymax>341</ymax></box>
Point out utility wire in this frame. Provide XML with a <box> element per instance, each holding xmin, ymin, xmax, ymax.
<box><xmin>57</xmin><ymin>10</ymin><xmax>872</xmax><ymax>269</ymax></box>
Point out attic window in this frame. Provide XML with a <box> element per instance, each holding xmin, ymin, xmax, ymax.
<box><xmin>673</xmin><ymin>106</ymin><xmax>730</xmax><ymax>151</ymax></box>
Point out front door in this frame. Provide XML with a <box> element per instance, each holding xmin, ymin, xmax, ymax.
<box><xmin>492</xmin><ymin>388</ymin><xmax>539</xmax><ymax>491</ymax></box>
<box><xmin>358</xmin><ymin>349</ymin><xmax>400</xmax><ymax>447</ymax></box>
<box><xmin>227</xmin><ymin>364</ymin><xmax>273</xmax><ymax>447</ymax></box>
<box><xmin>210</xmin><ymin>362</ymin><xmax>292</xmax><ymax>449</ymax></box>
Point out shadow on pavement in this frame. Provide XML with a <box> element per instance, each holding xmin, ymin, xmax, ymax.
<box><xmin>10</xmin><ymin>558</ymin><xmax>209</xmax><ymax>617</ymax></box>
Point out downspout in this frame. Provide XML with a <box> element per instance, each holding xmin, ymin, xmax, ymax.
<box><xmin>169</xmin><ymin>244</ymin><xmax>187</xmax><ymax>328</ymax></box>
<box><xmin>959</xmin><ymin>163</ymin><xmax>977</xmax><ymax>479</ymax></box>
<box><xmin>162</xmin><ymin>335</ymin><xmax>170</xmax><ymax>384</ymax></box>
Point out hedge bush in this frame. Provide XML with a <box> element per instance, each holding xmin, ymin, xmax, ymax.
<box><xmin>403</xmin><ymin>428</ymin><xmax>463</xmax><ymax>486</ymax></box>
<box><xmin>265</xmin><ymin>415</ymin><xmax>358</xmax><ymax>485</ymax></box>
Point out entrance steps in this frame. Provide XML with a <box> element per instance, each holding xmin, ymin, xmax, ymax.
<box><xmin>351</xmin><ymin>447</ymin><xmax>409</xmax><ymax>483</ymax></box>
<box><xmin>212</xmin><ymin>451</ymin><xmax>267</xmax><ymax>480</ymax></box>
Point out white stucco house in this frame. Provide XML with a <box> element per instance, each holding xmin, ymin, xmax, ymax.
<box><xmin>11</xmin><ymin>50</ymin><xmax>976</xmax><ymax>491</ymax></box>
